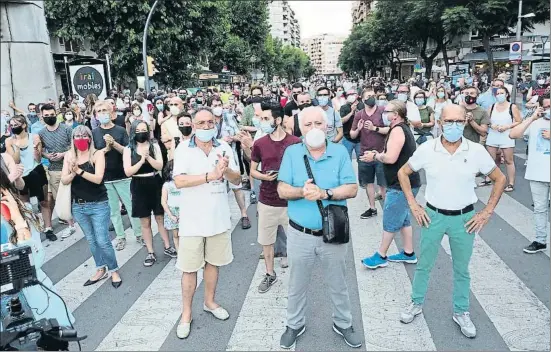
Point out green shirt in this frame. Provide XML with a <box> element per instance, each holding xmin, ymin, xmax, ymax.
<box><xmin>415</xmin><ymin>106</ymin><xmax>434</xmax><ymax>135</ymax></box>
<box><xmin>464</xmin><ymin>106</ymin><xmax>490</xmax><ymax>143</ymax></box>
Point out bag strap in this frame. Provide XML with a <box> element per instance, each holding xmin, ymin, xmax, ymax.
<box><xmin>509</xmin><ymin>103</ymin><xmax>514</xmax><ymax>122</ymax></box>
<box><xmin>303</xmin><ymin>155</ymin><xmax>326</xmax><ymax>218</ymax></box>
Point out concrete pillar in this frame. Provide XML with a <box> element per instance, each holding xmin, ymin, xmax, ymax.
<box><xmin>1</xmin><ymin>0</ymin><xmax>57</xmax><ymax>113</ymax></box>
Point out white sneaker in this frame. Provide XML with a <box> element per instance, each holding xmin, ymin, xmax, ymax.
<box><xmin>203</xmin><ymin>304</ymin><xmax>229</xmax><ymax>320</ymax></box>
<box><xmin>61</xmin><ymin>225</ymin><xmax>76</xmax><ymax>239</ymax></box>
<box><xmin>280</xmin><ymin>257</ymin><xmax>289</xmax><ymax>268</ymax></box>
<box><xmin>400</xmin><ymin>302</ymin><xmax>423</xmax><ymax>324</ymax></box>
<box><xmin>453</xmin><ymin>312</ymin><xmax>476</xmax><ymax>338</ymax></box>
<box><xmin>176</xmin><ymin>320</ymin><xmax>192</xmax><ymax>339</ymax></box>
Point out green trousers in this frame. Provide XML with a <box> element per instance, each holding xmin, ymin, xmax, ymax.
<box><xmin>411</xmin><ymin>207</ymin><xmax>475</xmax><ymax>313</ymax></box>
<box><xmin>105</xmin><ymin>179</ymin><xmax>142</xmax><ymax>239</ymax></box>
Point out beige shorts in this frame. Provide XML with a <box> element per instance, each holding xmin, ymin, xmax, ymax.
<box><xmin>176</xmin><ymin>231</ymin><xmax>233</xmax><ymax>273</ymax></box>
<box><xmin>43</xmin><ymin>164</ymin><xmax>51</xmax><ymax>193</ymax></box>
<box><xmin>257</xmin><ymin>202</ymin><xmax>288</xmax><ymax>246</ymax></box>
<box><xmin>47</xmin><ymin>170</ymin><xmax>62</xmax><ymax>199</ymax></box>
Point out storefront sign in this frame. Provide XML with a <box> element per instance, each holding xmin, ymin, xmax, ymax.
<box><xmin>531</xmin><ymin>61</ymin><xmax>550</xmax><ymax>78</ymax></box>
<box><xmin>69</xmin><ymin>64</ymin><xmax>107</xmax><ymax>99</ymax></box>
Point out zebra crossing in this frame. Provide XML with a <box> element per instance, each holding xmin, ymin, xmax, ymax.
<box><xmin>38</xmin><ymin>163</ymin><xmax>549</xmax><ymax>351</ymax></box>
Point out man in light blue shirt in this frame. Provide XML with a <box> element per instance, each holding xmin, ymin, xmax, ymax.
<box><xmin>316</xmin><ymin>87</ymin><xmax>344</xmax><ymax>142</ymax></box>
<box><xmin>277</xmin><ymin>106</ymin><xmax>361</xmax><ymax>349</ymax></box>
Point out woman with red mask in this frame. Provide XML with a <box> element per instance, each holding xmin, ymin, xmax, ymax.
<box><xmin>60</xmin><ymin>125</ymin><xmax>122</xmax><ymax>288</ymax></box>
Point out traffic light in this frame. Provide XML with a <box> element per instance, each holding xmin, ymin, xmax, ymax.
<box><xmin>146</xmin><ymin>56</ymin><xmax>157</xmax><ymax>77</ymax></box>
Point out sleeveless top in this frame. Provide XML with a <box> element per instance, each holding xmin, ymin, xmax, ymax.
<box><xmin>130</xmin><ymin>148</ymin><xmax>156</xmax><ymax>175</ymax></box>
<box><xmin>17</xmin><ymin>134</ymin><xmax>40</xmax><ymax>176</ymax></box>
<box><xmin>71</xmin><ymin>160</ymin><xmax>108</xmax><ymax>202</ymax></box>
<box><xmin>487</xmin><ymin>103</ymin><xmax>514</xmax><ymax>145</ymax></box>
<box><xmin>293</xmin><ymin>114</ymin><xmax>302</xmax><ymax>138</ymax></box>
<box><xmin>383</xmin><ymin>122</ymin><xmax>421</xmax><ymax>190</ymax></box>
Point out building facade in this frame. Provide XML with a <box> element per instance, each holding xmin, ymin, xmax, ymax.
<box><xmin>268</xmin><ymin>0</ymin><xmax>301</xmax><ymax>47</ymax></box>
<box><xmin>351</xmin><ymin>0</ymin><xmax>376</xmax><ymax>25</ymax></box>
<box><xmin>301</xmin><ymin>34</ymin><xmax>346</xmax><ymax>76</ymax></box>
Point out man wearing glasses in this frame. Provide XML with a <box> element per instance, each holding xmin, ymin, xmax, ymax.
<box><xmin>397</xmin><ymin>104</ymin><xmax>506</xmax><ymax>338</ymax></box>
<box><xmin>173</xmin><ymin>107</ymin><xmax>242</xmax><ymax>339</ymax></box>
<box><xmin>316</xmin><ymin>86</ymin><xmax>343</xmax><ymax>143</ymax></box>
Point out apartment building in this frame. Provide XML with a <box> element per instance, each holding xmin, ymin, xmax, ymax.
<box><xmin>301</xmin><ymin>34</ymin><xmax>346</xmax><ymax>75</ymax></box>
<box><xmin>352</xmin><ymin>0</ymin><xmax>377</xmax><ymax>25</ymax></box>
<box><xmin>268</xmin><ymin>0</ymin><xmax>301</xmax><ymax>47</ymax></box>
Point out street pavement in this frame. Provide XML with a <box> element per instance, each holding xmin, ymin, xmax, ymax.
<box><xmin>39</xmin><ymin>141</ymin><xmax>550</xmax><ymax>351</ymax></box>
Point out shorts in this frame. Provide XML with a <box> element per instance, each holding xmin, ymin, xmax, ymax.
<box><xmin>358</xmin><ymin>161</ymin><xmax>386</xmax><ymax>188</ymax></box>
<box><xmin>164</xmin><ymin>206</ymin><xmax>180</xmax><ymax>230</ymax></box>
<box><xmin>383</xmin><ymin>187</ymin><xmax>419</xmax><ymax>233</ymax></box>
<box><xmin>20</xmin><ymin>164</ymin><xmax>48</xmax><ymax>202</ymax></box>
<box><xmin>486</xmin><ymin>131</ymin><xmax>515</xmax><ymax>149</ymax></box>
<box><xmin>47</xmin><ymin>170</ymin><xmax>62</xmax><ymax>199</ymax></box>
<box><xmin>257</xmin><ymin>202</ymin><xmax>288</xmax><ymax>246</ymax></box>
<box><xmin>130</xmin><ymin>174</ymin><xmax>164</xmax><ymax>218</ymax></box>
<box><xmin>229</xmin><ymin>181</ymin><xmax>242</xmax><ymax>190</ymax></box>
<box><xmin>176</xmin><ymin>231</ymin><xmax>233</xmax><ymax>273</ymax></box>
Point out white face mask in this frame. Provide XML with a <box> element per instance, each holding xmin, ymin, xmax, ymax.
<box><xmin>65</xmin><ymin>114</ymin><xmax>74</xmax><ymax>121</ymax></box>
<box><xmin>169</xmin><ymin>106</ymin><xmax>180</xmax><ymax>116</ymax></box>
<box><xmin>304</xmin><ymin>128</ymin><xmax>326</xmax><ymax>148</ymax></box>
<box><xmin>212</xmin><ymin>107</ymin><xmax>223</xmax><ymax>116</ymax></box>
<box><xmin>133</xmin><ymin>110</ymin><xmax>141</xmax><ymax>117</ymax></box>
<box><xmin>346</xmin><ymin>95</ymin><xmax>357</xmax><ymax>103</ymax></box>
<box><xmin>538</xmin><ymin>79</ymin><xmax>545</xmax><ymax>85</ymax></box>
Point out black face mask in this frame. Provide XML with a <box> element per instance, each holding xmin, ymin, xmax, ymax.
<box><xmin>179</xmin><ymin>126</ymin><xmax>192</xmax><ymax>136</ymax></box>
<box><xmin>44</xmin><ymin>116</ymin><xmax>57</xmax><ymax>126</ymax></box>
<box><xmin>464</xmin><ymin>95</ymin><xmax>477</xmax><ymax>105</ymax></box>
<box><xmin>364</xmin><ymin>97</ymin><xmax>376</xmax><ymax>107</ymax></box>
<box><xmin>134</xmin><ymin>132</ymin><xmax>149</xmax><ymax>143</ymax></box>
<box><xmin>298</xmin><ymin>103</ymin><xmax>312</xmax><ymax>111</ymax></box>
<box><xmin>11</xmin><ymin>126</ymin><xmax>24</xmax><ymax>135</ymax></box>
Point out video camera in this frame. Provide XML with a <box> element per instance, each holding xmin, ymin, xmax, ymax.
<box><xmin>0</xmin><ymin>246</ymin><xmax>86</xmax><ymax>350</ymax></box>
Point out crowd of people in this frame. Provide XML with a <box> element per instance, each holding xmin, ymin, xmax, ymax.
<box><xmin>0</xmin><ymin>71</ymin><xmax>549</xmax><ymax>348</ymax></box>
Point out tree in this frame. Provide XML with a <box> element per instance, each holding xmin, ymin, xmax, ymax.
<box><xmin>442</xmin><ymin>0</ymin><xmax>550</xmax><ymax>80</ymax></box>
<box><xmin>45</xmin><ymin>0</ymin><xmax>229</xmax><ymax>87</ymax></box>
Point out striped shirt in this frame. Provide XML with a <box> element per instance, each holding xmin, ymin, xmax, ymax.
<box><xmin>38</xmin><ymin>123</ymin><xmax>72</xmax><ymax>171</ymax></box>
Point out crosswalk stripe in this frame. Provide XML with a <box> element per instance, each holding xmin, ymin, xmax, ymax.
<box><xmin>476</xmin><ymin>187</ymin><xmax>550</xmax><ymax>256</ymax></box>
<box><xmin>43</xmin><ymin>225</ymin><xmax>85</xmax><ymax>263</ymax></box>
<box><xmin>55</xmin><ymin>221</ymin><xmax>159</xmax><ymax>312</ymax></box>
<box><xmin>97</xmin><ymin>192</ymin><xmax>245</xmax><ymax>351</ymax></box>
<box><xmin>226</xmin><ymin>259</ymin><xmax>290</xmax><ymax>351</ymax></box>
<box><xmin>416</xmin><ymin>189</ymin><xmax>550</xmax><ymax>350</ymax></box>
<box><xmin>514</xmin><ymin>153</ymin><xmax>527</xmax><ymax>160</ymax></box>
<box><xmin>349</xmin><ymin>186</ymin><xmax>436</xmax><ymax>351</ymax></box>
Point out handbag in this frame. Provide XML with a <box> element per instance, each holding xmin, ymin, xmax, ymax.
<box><xmin>54</xmin><ymin>181</ymin><xmax>73</xmax><ymax>221</ymax></box>
<box><xmin>303</xmin><ymin>155</ymin><xmax>350</xmax><ymax>244</ymax></box>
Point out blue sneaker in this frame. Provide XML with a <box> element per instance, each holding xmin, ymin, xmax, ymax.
<box><xmin>388</xmin><ymin>250</ymin><xmax>418</xmax><ymax>264</ymax></box>
<box><xmin>361</xmin><ymin>252</ymin><xmax>388</xmax><ymax>269</ymax></box>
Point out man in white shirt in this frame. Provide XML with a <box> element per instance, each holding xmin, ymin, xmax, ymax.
<box><xmin>397</xmin><ymin>104</ymin><xmax>506</xmax><ymax>338</ymax></box>
<box><xmin>510</xmin><ymin>93</ymin><xmax>550</xmax><ymax>254</ymax></box>
<box><xmin>133</xmin><ymin>91</ymin><xmax>152</xmax><ymax>124</ymax></box>
<box><xmin>172</xmin><ymin>108</ymin><xmax>242</xmax><ymax>339</ymax></box>
<box><xmin>395</xmin><ymin>84</ymin><xmax>421</xmax><ymax>124</ymax></box>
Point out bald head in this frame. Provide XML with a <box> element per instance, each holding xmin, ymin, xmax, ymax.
<box><xmin>441</xmin><ymin>104</ymin><xmax>467</xmax><ymax>122</ymax></box>
<box><xmin>170</xmin><ymin>96</ymin><xmax>184</xmax><ymax>108</ymax></box>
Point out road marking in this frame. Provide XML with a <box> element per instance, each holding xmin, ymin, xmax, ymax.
<box><xmin>417</xmin><ymin>189</ymin><xmax>550</xmax><ymax>350</ymax></box>
<box><xmin>55</xmin><ymin>220</ymin><xmax>159</xmax><ymax>312</ymax></box>
<box><xmin>514</xmin><ymin>153</ymin><xmax>527</xmax><ymax>160</ymax></box>
<box><xmin>43</xmin><ymin>225</ymin><xmax>85</xmax><ymax>263</ymax></box>
<box><xmin>98</xmin><ymin>193</ymin><xmax>244</xmax><ymax>350</ymax></box>
<box><xmin>349</xmin><ymin>184</ymin><xmax>436</xmax><ymax>351</ymax></box>
<box><xmin>226</xmin><ymin>260</ymin><xmax>290</xmax><ymax>351</ymax></box>
<box><xmin>476</xmin><ymin>187</ymin><xmax>550</xmax><ymax>257</ymax></box>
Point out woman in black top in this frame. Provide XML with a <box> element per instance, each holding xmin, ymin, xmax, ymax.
<box><xmin>123</xmin><ymin>120</ymin><xmax>175</xmax><ymax>267</ymax></box>
<box><xmin>359</xmin><ymin>100</ymin><xmax>422</xmax><ymax>270</ymax></box>
<box><xmin>60</xmin><ymin>125</ymin><xmax>122</xmax><ymax>288</ymax></box>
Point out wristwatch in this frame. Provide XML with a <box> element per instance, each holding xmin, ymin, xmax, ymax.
<box><xmin>326</xmin><ymin>189</ymin><xmax>334</xmax><ymax>200</ymax></box>
<box><xmin>375</xmin><ymin>127</ymin><xmax>380</xmax><ymax>132</ymax></box>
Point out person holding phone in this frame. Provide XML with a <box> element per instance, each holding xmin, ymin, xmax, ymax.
<box><xmin>250</xmin><ymin>102</ymin><xmax>301</xmax><ymax>294</ymax></box>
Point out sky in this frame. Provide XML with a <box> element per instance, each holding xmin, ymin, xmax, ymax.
<box><xmin>288</xmin><ymin>1</ymin><xmax>353</xmax><ymax>39</ymax></box>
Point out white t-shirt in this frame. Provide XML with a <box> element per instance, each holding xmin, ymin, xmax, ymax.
<box><xmin>408</xmin><ymin>137</ymin><xmax>496</xmax><ymax>210</ymax></box>
<box><xmin>133</xmin><ymin>99</ymin><xmax>153</xmax><ymax>124</ymax></box>
<box><xmin>406</xmin><ymin>101</ymin><xmax>421</xmax><ymax>123</ymax></box>
<box><xmin>524</xmin><ymin>118</ymin><xmax>550</xmax><ymax>182</ymax></box>
<box><xmin>172</xmin><ymin>137</ymin><xmax>239</xmax><ymax>237</ymax></box>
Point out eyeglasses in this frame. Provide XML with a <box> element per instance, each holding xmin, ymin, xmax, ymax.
<box><xmin>441</xmin><ymin>120</ymin><xmax>467</xmax><ymax>126</ymax></box>
<box><xmin>95</xmin><ymin>108</ymin><xmax>110</xmax><ymax>114</ymax></box>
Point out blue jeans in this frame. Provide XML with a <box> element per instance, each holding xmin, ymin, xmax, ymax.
<box><xmin>383</xmin><ymin>187</ymin><xmax>420</xmax><ymax>232</ymax></box>
<box><xmin>72</xmin><ymin>200</ymin><xmax>119</xmax><ymax>272</ymax></box>
<box><xmin>342</xmin><ymin>138</ymin><xmax>361</xmax><ymax>161</ymax></box>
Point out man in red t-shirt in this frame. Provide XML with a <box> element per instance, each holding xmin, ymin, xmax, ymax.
<box><xmin>250</xmin><ymin>102</ymin><xmax>301</xmax><ymax>293</ymax></box>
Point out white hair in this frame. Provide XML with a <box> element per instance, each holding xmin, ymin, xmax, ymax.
<box><xmin>297</xmin><ymin>106</ymin><xmax>328</xmax><ymax>126</ymax></box>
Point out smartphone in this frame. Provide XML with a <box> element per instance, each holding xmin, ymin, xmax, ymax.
<box><xmin>266</xmin><ymin>170</ymin><xmax>279</xmax><ymax>176</ymax></box>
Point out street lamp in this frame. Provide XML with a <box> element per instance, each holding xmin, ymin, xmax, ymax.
<box><xmin>511</xmin><ymin>0</ymin><xmax>534</xmax><ymax>103</ymax></box>
<box><xmin>142</xmin><ymin>0</ymin><xmax>162</xmax><ymax>94</ymax></box>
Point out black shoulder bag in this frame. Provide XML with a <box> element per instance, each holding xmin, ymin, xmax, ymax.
<box><xmin>303</xmin><ymin>155</ymin><xmax>350</xmax><ymax>244</ymax></box>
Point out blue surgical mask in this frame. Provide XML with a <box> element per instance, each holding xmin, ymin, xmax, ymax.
<box><xmin>382</xmin><ymin>112</ymin><xmax>391</xmax><ymax>126</ymax></box>
<box><xmin>156</xmin><ymin>104</ymin><xmax>164</xmax><ymax>112</ymax></box>
<box><xmin>260</xmin><ymin>121</ymin><xmax>275</xmax><ymax>134</ymax></box>
<box><xmin>544</xmin><ymin>109</ymin><xmax>550</xmax><ymax>120</ymax></box>
<box><xmin>377</xmin><ymin>100</ymin><xmax>388</xmax><ymax>107</ymax></box>
<box><xmin>98</xmin><ymin>113</ymin><xmax>111</xmax><ymax>125</ymax></box>
<box><xmin>496</xmin><ymin>94</ymin><xmax>507</xmax><ymax>103</ymax></box>
<box><xmin>317</xmin><ymin>96</ymin><xmax>329</xmax><ymax>106</ymax></box>
<box><xmin>195</xmin><ymin>128</ymin><xmax>216</xmax><ymax>142</ymax></box>
<box><xmin>437</xmin><ymin>92</ymin><xmax>446</xmax><ymax>99</ymax></box>
<box><xmin>397</xmin><ymin>93</ymin><xmax>408</xmax><ymax>102</ymax></box>
<box><xmin>414</xmin><ymin>98</ymin><xmax>425</xmax><ymax>106</ymax></box>
<box><xmin>442</xmin><ymin>122</ymin><xmax>465</xmax><ymax>143</ymax></box>
<box><xmin>28</xmin><ymin>111</ymin><xmax>37</xmax><ymax>116</ymax></box>
<box><xmin>252</xmin><ymin>117</ymin><xmax>261</xmax><ymax>128</ymax></box>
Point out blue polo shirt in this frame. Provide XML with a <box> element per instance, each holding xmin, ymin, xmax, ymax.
<box><xmin>278</xmin><ymin>142</ymin><xmax>356</xmax><ymax>230</ymax></box>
